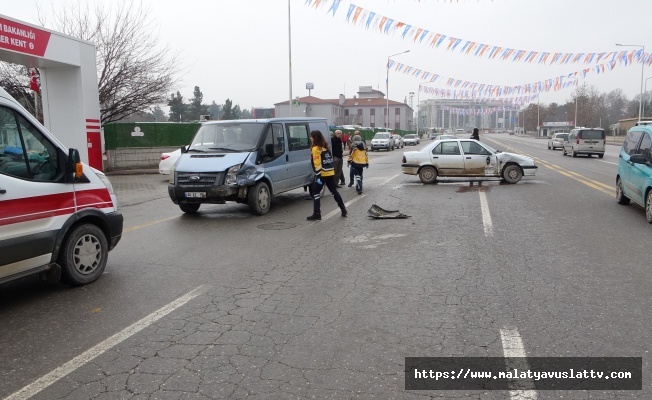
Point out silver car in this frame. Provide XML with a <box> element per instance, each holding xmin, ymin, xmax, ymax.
<box><xmin>547</xmin><ymin>132</ymin><xmax>569</xmax><ymax>150</ymax></box>
<box><xmin>401</xmin><ymin>139</ymin><xmax>538</xmax><ymax>184</ymax></box>
<box><xmin>403</xmin><ymin>134</ymin><xmax>420</xmax><ymax>146</ymax></box>
<box><xmin>370</xmin><ymin>132</ymin><xmax>395</xmax><ymax>151</ymax></box>
<box><xmin>392</xmin><ymin>134</ymin><xmax>404</xmax><ymax>149</ymax></box>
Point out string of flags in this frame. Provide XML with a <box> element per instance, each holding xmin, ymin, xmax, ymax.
<box><xmin>391</xmin><ymin>57</ymin><xmax>620</xmax><ymax>99</ymax></box>
<box><xmin>303</xmin><ymin>0</ymin><xmax>652</xmax><ymax>67</ymax></box>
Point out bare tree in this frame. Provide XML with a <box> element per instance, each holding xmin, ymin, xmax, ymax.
<box><xmin>37</xmin><ymin>0</ymin><xmax>181</xmax><ymax>124</ymax></box>
<box><xmin>0</xmin><ymin>63</ymin><xmax>40</xmax><ymax>120</ymax></box>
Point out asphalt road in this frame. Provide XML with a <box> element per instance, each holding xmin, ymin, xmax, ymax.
<box><xmin>0</xmin><ymin>134</ymin><xmax>649</xmax><ymax>399</ymax></box>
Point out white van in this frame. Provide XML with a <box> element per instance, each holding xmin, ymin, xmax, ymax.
<box><xmin>168</xmin><ymin>118</ymin><xmax>330</xmax><ymax>215</ymax></box>
<box><xmin>562</xmin><ymin>128</ymin><xmax>606</xmax><ymax>158</ymax></box>
<box><xmin>0</xmin><ymin>87</ymin><xmax>123</xmax><ymax>286</ymax></box>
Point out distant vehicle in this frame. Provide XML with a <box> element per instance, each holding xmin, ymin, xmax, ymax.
<box><xmin>392</xmin><ymin>134</ymin><xmax>404</xmax><ymax>148</ymax></box>
<box><xmin>403</xmin><ymin>134</ymin><xmax>420</xmax><ymax>146</ymax></box>
<box><xmin>562</xmin><ymin>128</ymin><xmax>606</xmax><ymax>158</ymax></box>
<box><xmin>429</xmin><ymin>132</ymin><xmax>440</xmax><ymax>140</ymax></box>
<box><xmin>159</xmin><ymin>148</ymin><xmax>182</xmax><ymax>175</ymax></box>
<box><xmin>616</xmin><ymin>125</ymin><xmax>652</xmax><ymax>223</ymax></box>
<box><xmin>547</xmin><ymin>132</ymin><xmax>569</xmax><ymax>150</ymax></box>
<box><xmin>401</xmin><ymin>138</ymin><xmax>538</xmax><ymax>184</ymax></box>
<box><xmin>370</xmin><ymin>132</ymin><xmax>395</xmax><ymax>151</ymax></box>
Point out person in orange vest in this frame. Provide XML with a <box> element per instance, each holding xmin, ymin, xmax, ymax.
<box><xmin>307</xmin><ymin>130</ymin><xmax>347</xmax><ymax>221</ymax></box>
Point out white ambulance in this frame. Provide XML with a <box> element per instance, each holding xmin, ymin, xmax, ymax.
<box><xmin>0</xmin><ymin>87</ymin><xmax>123</xmax><ymax>286</ymax></box>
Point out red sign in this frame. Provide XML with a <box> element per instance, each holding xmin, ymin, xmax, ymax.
<box><xmin>0</xmin><ymin>17</ymin><xmax>51</xmax><ymax>57</ymax></box>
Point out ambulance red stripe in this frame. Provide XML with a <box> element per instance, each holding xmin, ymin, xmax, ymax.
<box><xmin>0</xmin><ymin>189</ymin><xmax>113</xmax><ymax>227</ymax></box>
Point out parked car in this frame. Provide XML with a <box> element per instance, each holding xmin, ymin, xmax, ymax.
<box><xmin>562</xmin><ymin>128</ymin><xmax>606</xmax><ymax>158</ymax></box>
<box><xmin>401</xmin><ymin>138</ymin><xmax>537</xmax><ymax>184</ymax></box>
<box><xmin>616</xmin><ymin>126</ymin><xmax>652</xmax><ymax>223</ymax></box>
<box><xmin>429</xmin><ymin>132</ymin><xmax>440</xmax><ymax>140</ymax></box>
<box><xmin>403</xmin><ymin>134</ymin><xmax>420</xmax><ymax>146</ymax></box>
<box><xmin>392</xmin><ymin>134</ymin><xmax>404</xmax><ymax>148</ymax></box>
<box><xmin>159</xmin><ymin>148</ymin><xmax>182</xmax><ymax>175</ymax></box>
<box><xmin>547</xmin><ymin>132</ymin><xmax>569</xmax><ymax>150</ymax></box>
<box><xmin>370</xmin><ymin>132</ymin><xmax>395</xmax><ymax>151</ymax></box>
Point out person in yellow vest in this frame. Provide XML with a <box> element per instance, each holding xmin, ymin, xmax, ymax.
<box><xmin>307</xmin><ymin>130</ymin><xmax>347</xmax><ymax>221</ymax></box>
<box><xmin>347</xmin><ymin>137</ymin><xmax>369</xmax><ymax>194</ymax></box>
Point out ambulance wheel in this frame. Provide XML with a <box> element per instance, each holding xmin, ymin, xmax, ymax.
<box><xmin>58</xmin><ymin>224</ymin><xmax>108</xmax><ymax>286</ymax></box>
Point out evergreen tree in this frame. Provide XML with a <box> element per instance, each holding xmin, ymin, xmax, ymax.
<box><xmin>188</xmin><ymin>86</ymin><xmax>209</xmax><ymax>120</ymax></box>
<box><xmin>167</xmin><ymin>91</ymin><xmax>186</xmax><ymax>122</ymax></box>
<box><xmin>221</xmin><ymin>99</ymin><xmax>236</xmax><ymax>120</ymax></box>
<box><xmin>208</xmin><ymin>101</ymin><xmax>221</xmax><ymax>120</ymax></box>
<box><xmin>151</xmin><ymin>106</ymin><xmax>167</xmax><ymax>122</ymax></box>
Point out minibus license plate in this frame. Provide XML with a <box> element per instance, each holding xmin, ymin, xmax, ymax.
<box><xmin>185</xmin><ymin>192</ymin><xmax>206</xmax><ymax>198</ymax></box>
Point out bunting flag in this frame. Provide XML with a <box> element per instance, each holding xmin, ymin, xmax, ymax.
<box><xmin>306</xmin><ymin>0</ymin><xmax>652</xmax><ymax>67</ymax></box>
<box><xmin>393</xmin><ymin>57</ymin><xmax>630</xmax><ymax>100</ymax></box>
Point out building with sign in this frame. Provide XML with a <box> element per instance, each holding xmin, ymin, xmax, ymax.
<box><xmin>274</xmin><ymin>86</ymin><xmax>414</xmax><ymax>131</ymax></box>
<box><xmin>0</xmin><ymin>14</ymin><xmax>102</xmax><ymax>169</ymax></box>
<box><xmin>417</xmin><ymin>98</ymin><xmax>521</xmax><ymax>134</ymax></box>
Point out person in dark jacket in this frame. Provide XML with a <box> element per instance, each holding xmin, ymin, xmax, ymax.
<box><xmin>470</xmin><ymin>128</ymin><xmax>480</xmax><ymax>141</ymax></box>
<box><xmin>331</xmin><ymin>130</ymin><xmax>345</xmax><ymax>187</ymax></box>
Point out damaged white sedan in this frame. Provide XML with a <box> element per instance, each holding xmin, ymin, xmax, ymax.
<box><xmin>401</xmin><ymin>139</ymin><xmax>537</xmax><ymax>184</ymax></box>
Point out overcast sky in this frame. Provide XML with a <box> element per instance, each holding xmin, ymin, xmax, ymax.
<box><xmin>4</xmin><ymin>0</ymin><xmax>652</xmax><ymax>111</ymax></box>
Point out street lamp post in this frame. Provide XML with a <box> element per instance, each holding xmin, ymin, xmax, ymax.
<box><xmin>386</xmin><ymin>50</ymin><xmax>410</xmax><ymax>130</ymax></box>
<box><xmin>616</xmin><ymin>43</ymin><xmax>645</xmax><ymax>121</ymax></box>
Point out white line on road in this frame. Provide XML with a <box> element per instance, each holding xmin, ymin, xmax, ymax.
<box><xmin>478</xmin><ymin>191</ymin><xmax>493</xmax><ymax>237</ymax></box>
<box><xmin>378</xmin><ymin>174</ymin><xmax>400</xmax><ymax>187</ymax></box>
<box><xmin>500</xmin><ymin>327</ymin><xmax>538</xmax><ymax>400</ymax></box>
<box><xmin>6</xmin><ymin>285</ymin><xmax>212</xmax><ymax>400</ymax></box>
<box><xmin>598</xmin><ymin>160</ymin><xmax>618</xmax><ymax>166</ymax></box>
<box><xmin>321</xmin><ymin>194</ymin><xmax>367</xmax><ymax>221</ymax></box>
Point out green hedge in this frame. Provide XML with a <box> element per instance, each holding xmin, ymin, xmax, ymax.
<box><xmin>104</xmin><ymin>122</ymin><xmax>200</xmax><ymax>150</ymax></box>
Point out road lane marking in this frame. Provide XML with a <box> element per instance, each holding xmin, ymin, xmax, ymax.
<box><xmin>598</xmin><ymin>160</ymin><xmax>618</xmax><ymax>165</ymax></box>
<box><xmin>6</xmin><ymin>285</ymin><xmax>212</xmax><ymax>400</ymax></box>
<box><xmin>500</xmin><ymin>327</ymin><xmax>538</xmax><ymax>400</ymax></box>
<box><xmin>123</xmin><ymin>215</ymin><xmax>178</xmax><ymax>233</ymax></box>
<box><xmin>478</xmin><ymin>191</ymin><xmax>493</xmax><ymax>237</ymax></box>
<box><xmin>378</xmin><ymin>174</ymin><xmax>400</xmax><ymax>187</ymax></box>
<box><xmin>320</xmin><ymin>194</ymin><xmax>366</xmax><ymax>221</ymax></box>
<box><xmin>536</xmin><ymin>160</ymin><xmax>614</xmax><ymax>196</ymax></box>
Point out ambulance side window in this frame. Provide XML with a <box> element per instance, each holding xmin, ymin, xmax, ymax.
<box><xmin>0</xmin><ymin>106</ymin><xmax>59</xmax><ymax>182</ymax></box>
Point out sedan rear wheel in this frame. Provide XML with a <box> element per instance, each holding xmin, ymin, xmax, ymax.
<box><xmin>616</xmin><ymin>178</ymin><xmax>630</xmax><ymax>205</ymax></box>
<box><xmin>646</xmin><ymin>190</ymin><xmax>652</xmax><ymax>223</ymax></box>
<box><xmin>418</xmin><ymin>166</ymin><xmax>438</xmax><ymax>184</ymax></box>
<box><xmin>501</xmin><ymin>164</ymin><xmax>523</xmax><ymax>184</ymax></box>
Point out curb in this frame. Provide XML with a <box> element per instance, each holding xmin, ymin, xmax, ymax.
<box><xmin>105</xmin><ymin>169</ymin><xmax>160</xmax><ymax>176</ymax></box>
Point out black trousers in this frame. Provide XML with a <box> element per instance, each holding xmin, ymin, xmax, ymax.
<box><xmin>311</xmin><ymin>175</ymin><xmax>345</xmax><ymax>215</ymax></box>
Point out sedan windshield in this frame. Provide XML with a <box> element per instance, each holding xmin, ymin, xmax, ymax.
<box><xmin>374</xmin><ymin>133</ymin><xmax>390</xmax><ymax>139</ymax></box>
<box><xmin>190</xmin><ymin>123</ymin><xmax>265</xmax><ymax>152</ymax></box>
